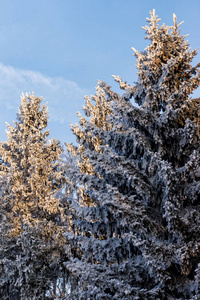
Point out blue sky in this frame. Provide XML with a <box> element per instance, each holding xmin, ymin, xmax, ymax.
<box><xmin>0</xmin><ymin>0</ymin><xmax>199</xmax><ymax>145</ymax></box>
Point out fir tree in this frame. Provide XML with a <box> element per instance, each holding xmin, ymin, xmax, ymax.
<box><xmin>65</xmin><ymin>10</ymin><xmax>200</xmax><ymax>299</ymax></box>
<box><xmin>0</xmin><ymin>93</ymin><xmax>68</xmax><ymax>299</ymax></box>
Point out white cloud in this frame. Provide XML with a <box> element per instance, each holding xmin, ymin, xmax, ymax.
<box><xmin>0</xmin><ymin>63</ymin><xmax>90</xmax><ymax>124</ymax></box>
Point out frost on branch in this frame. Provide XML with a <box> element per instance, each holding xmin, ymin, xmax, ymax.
<box><xmin>65</xmin><ymin>10</ymin><xmax>200</xmax><ymax>300</ymax></box>
<box><xmin>0</xmin><ymin>93</ymin><xmax>68</xmax><ymax>299</ymax></box>
<box><xmin>133</xmin><ymin>9</ymin><xmax>200</xmax><ymax>112</ymax></box>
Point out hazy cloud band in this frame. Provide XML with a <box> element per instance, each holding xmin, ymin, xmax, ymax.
<box><xmin>0</xmin><ymin>63</ymin><xmax>89</xmax><ymax>123</ymax></box>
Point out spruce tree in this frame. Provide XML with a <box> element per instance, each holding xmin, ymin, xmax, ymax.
<box><xmin>65</xmin><ymin>10</ymin><xmax>200</xmax><ymax>299</ymax></box>
<box><xmin>0</xmin><ymin>93</ymin><xmax>67</xmax><ymax>299</ymax></box>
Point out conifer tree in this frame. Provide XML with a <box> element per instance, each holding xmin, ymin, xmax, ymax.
<box><xmin>0</xmin><ymin>93</ymin><xmax>67</xmax><ymax>299</ymax></box>
<box><xmin>65</xmin><ymin>10</ymin><xmax>200</xmax><ymax>299</ymax></box>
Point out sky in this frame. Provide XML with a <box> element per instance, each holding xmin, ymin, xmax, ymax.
<box><xmin>0</xmin><ymin>0</ymin><xmax>199</xmax><ymax>146</ymax></box>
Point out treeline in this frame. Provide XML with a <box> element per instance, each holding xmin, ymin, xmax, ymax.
<box><xmin>0</xmin><ymin>10</ymin><xmax>200</xmax><ymax>300</ymax></box>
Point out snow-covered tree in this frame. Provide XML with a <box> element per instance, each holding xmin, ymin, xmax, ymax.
<box><xmin>0</xmin><ymin>93</ymin><xmax>67</xmax><ymax>299</ymax></box>
<box><xmin>131</xmin><ymin>10</ymin><xmax>200</xmax><ymax>113</ymax></box>
<box><xmin>65</xmin><ymin>10</ymin><xmax>200</xmax><ymax>299</ymax></box>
